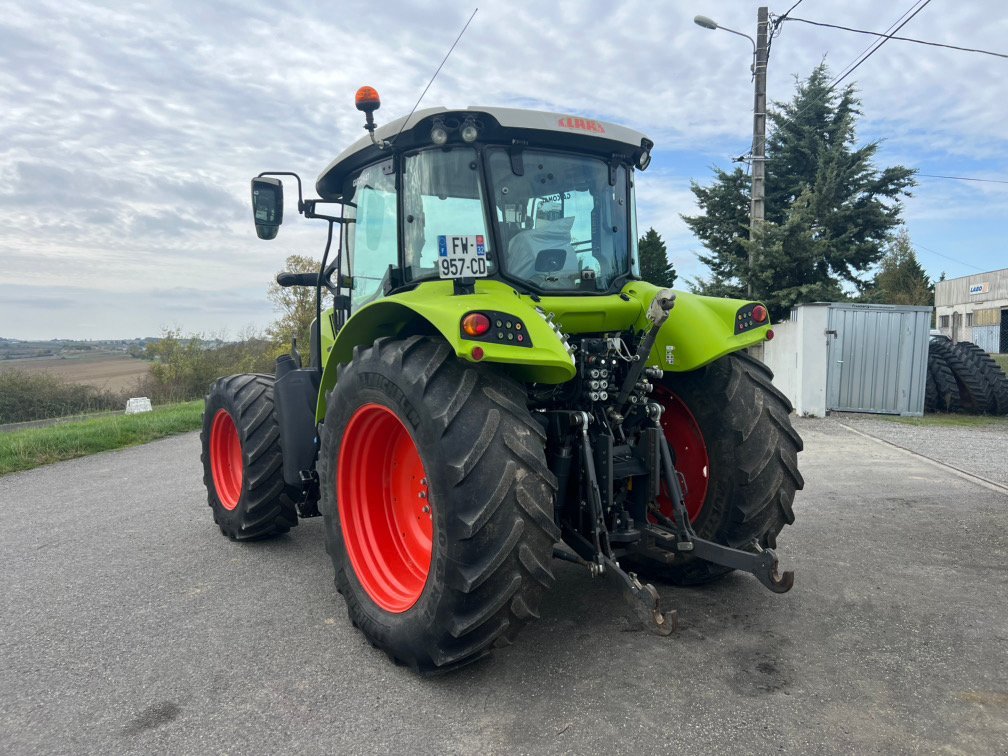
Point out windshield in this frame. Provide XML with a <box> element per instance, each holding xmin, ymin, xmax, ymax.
<box><xmin>487</xmin><ymin>149</ymin><xmax>631</xmax><ymax>292</ymax></box>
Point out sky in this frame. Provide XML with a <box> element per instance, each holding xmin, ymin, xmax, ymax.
<box><xmin>1</xmin><ymin>0</ymin><xmax>1006</xmax><ymax>339</ymax></box>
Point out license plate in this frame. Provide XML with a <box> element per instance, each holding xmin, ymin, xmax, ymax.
<box><xmin>437</xmin><ymin>235</ymin><xmax>488</xmax><ymax>279</ymax></box>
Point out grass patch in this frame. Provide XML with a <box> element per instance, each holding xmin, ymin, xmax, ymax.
<box><xmin>994</xmin><ymin>354</ymin><xmax>1008</xmax><ymax>374</ymax></box>
<box><xmin>0</xmin><ymin>401</ymin><xmax>203</xmax><ymax>476</ymax></box>
<box><xmin>882</xmin><ymin>413</ymin><xmax>1008</xmax><ymax>428</ymax></box>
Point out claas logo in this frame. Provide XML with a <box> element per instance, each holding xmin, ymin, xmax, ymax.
<box><xmin>557</xmin><ymin>116</ymin><xmax>606</xmax><ymax>134</ymax></box>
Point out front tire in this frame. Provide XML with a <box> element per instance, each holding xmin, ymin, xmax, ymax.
<box><xmin>200</xmin><ymin>374</ymin><xmax>299</xmax><ymax>540</ymax></box>
<box><xmin>630</xmin><ymin>351</ymin><xmax>804</xmax><ymax>585</ymax></box>
<box><xmin>318</xmin><ymin>336</ymin><xmax>558</xmax><ymax>672</ymax></box>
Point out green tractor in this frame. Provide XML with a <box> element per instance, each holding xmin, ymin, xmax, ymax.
<box><xmin>201</xmin><ymin>87</ymin><xmax>803</xmax><ymax>672</ymax></box>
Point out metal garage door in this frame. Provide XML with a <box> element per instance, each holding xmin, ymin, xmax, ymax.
<box><xmin>826</xmin><ymin>304</ymin><xmax>931</xmax><ymax>416</ymax></box>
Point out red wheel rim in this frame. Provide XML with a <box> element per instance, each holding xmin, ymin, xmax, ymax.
<box><xmin>654</xmin><ymin>386</ymin><xmax>710</xmax><ymax>523</ymax></box>
<box><xmin>210</xmin><ymin>409</ymin><xmax>243</xmax><ymax>511</ymax></box>
<box><xmin>337</xmin><ymin>403</ymin><xmax>433</xmax><ymax>613</ymax></box>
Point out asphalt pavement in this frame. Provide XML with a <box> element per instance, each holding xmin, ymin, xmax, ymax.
<box><xmin>1</xmin><ymin>418</ymin><xmax>1006</xmax><ymax>754</ymax></box>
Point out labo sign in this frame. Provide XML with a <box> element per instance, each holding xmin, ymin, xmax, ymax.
<box><xmin>969</xmin><ymin>282</ymin><xmax>990</xmax><ymax>295</ymax></box>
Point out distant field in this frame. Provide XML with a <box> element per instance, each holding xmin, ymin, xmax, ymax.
<box><xmin>3</xmin><ymin>353</ymin><xmax>150</xmax><ymax>393</ymax></box>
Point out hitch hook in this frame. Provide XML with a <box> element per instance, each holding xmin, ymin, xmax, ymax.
<box><xmin>604</xmin><ymin>557</ymin><xmax>677</xmax><ymax>636</ymax></box>
<box><xmin>753</xmin><ymin>548</ymin><xmax>794</xmax><ymax>594</ymax></box>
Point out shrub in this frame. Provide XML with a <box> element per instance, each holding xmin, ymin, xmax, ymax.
<box><xmin>0</xmin><ymin>369</ymin><xmax>125</xmax><ymax>424</ymax></box>
<box><xmin>136</xmin><ymin>331</ymin><xmax>277</xmax><ymax>404</ymax></box>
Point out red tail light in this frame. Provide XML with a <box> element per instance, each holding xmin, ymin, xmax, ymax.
<box><xmin>462</xmin><ymin>313</ymin><xmax>491</xmax><ymax>337</ymax></box>
<box><xmin>752</xmin><ymin>304</ymin><xmax>768</xmax><ymax>323</ymax></box>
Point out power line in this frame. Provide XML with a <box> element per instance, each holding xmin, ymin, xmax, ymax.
<box><xmin>914</xmin><ymin>243</ymin><xmax>986</xmax><ymax>272</ymax></box>
<box><xmin>787</xmin><ymin>17</ymin><xmax>1008</xmax><ymax>60</ymax></box>
<box><xmin>829</xmin><ymin>0</ymin><xmax>927</xmax><ymax>87</ymax></box>
<box><xmin>778</xmin><ymin>0</ymin><xmax>802</xmax><ymax>19</ymax></box>
<box><xmin>724</xmin><ymin>159</ymin><xmax>1008</xmax><ymax>187</ymax></box>
<box><xmin>917</xmin><ymin>173</ymin><xmax>1008</xmax><ymax>185</ymax></box>
<box><xmin>830</xmin><ymin>0</ymin><xmax>933</xmax><ymax>89</ymax></box>
<box><xmin>767</xmin><ymin>1</ymin><xmax>805</xmax><ymax>72</ymax></box>
<box><xmin>760</xmin><ymin>0</ymin><xmax>931</xmax><ymax>146</ymax></box>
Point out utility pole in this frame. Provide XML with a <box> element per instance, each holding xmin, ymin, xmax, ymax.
<box><xmin>749</xmin><ymin>6</ymin><xmax>769</xmax><ymax>297</ymax></box>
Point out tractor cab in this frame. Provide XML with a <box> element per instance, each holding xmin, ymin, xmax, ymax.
<box><xmin>317</xmin><ymin>97</ymin><xmax>653</xmax><ymax>311</ymax></box>
<box><xmin>253</xmin><ymin>89</ymin><xmax>655</xmax><ymax>329</ymax></box>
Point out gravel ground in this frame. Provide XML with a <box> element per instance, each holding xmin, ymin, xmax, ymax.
<box><xmin>1</xmin><ymin>419</ymin><xmax>1006</xmax><ymax>754</ymax></box>
<box><xmin>834</xmin><ymin>412</ymin><xmax>1008</xmax><ymax>487</ymax></box>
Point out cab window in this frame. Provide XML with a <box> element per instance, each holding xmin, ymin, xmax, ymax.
<box><xmin>343</xmin><ymin>158</ymin><xmax>397</xmax><ymax>311</ymax></box>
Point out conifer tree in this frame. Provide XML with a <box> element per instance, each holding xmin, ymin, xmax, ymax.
<box><xmin>868</xmin><ymin>228</ymin><xmax>933</xmax><ymax>306</ymax></box>
<box><xmin>637</xmin><ymin>227</ymin><xmax>677</xmax><ymax>288</ymax></box>
<box><xmin>683</xmin><ymin>63</ymin><xmax>915</xmax><ymax>318</ymax></box>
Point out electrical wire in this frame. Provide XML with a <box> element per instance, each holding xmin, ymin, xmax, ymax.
<box><xmin>828</xmin><ymin>0</ymin><xmax>927</xmax><ymax>87</ymax></box>
<box><xmin>759</xmin><ymin>0</ymin><xmax>931</xmax><ymax>148</ymax></box>
<box><xmin>914</xmin><ymin>243</ymin><xmax>986</xmax><ymax>272</ymax></box>
<box><xmin>917</xmin><ymin>174</ymin><xmax>1008</xmax><ymax>185</ymax></box>
<box><xmin>779</xmin><ymin>0</ymin><xmax>806</xmax><ymax>20</ymax></box>
<box><xmin>787</xmin><ymin>17</ymin><xmax>1008</xmax><ymax>59</ymax></box>
<box><xmin>830</xmin><ymin>0</ymin><xmax>933</xmax><ymax>89</ymax></box>
<box><xmin>767</xmin><ymin>1</ymin><xmax>803</xmax><ymax>57</ymax></box>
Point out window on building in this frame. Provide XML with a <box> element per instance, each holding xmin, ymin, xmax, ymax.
<box><xmin>966</xmin><ymin>312</ymin><xmax>974</xmax><ymax>327</ymax></box>
<box><xmin>939</xmin><ymin>315</ymin><xmax>950</xmax><ymax>328</ymax></box>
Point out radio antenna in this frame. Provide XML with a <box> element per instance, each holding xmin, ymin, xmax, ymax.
<box><xmin>391</xmin><ymin>7</ymin><xmax>478</xmax><ymax>144</ymax></box>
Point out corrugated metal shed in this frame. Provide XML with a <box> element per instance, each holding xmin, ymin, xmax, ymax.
<box><xmin>763</xmin><ymin>302</ymin><xmax>932</xmax><ymax>417</ymax></box>
<box><xmin>825</xmin><ymin>304</ymin><xmax>931</xmax><ymax>416</ymax></box>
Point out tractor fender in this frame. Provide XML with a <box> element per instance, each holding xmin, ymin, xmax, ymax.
<box><xmin>315</xmin><ymin>281</ymin><xmax>576</xmax><ymax>421</ymax></box>
<box><xmin>622</xmin><ymin>282</ymin><xmax>772</xmax><ymax>373</ymax></box>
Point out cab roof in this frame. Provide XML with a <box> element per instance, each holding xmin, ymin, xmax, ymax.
<box><xmin>315</xmin><ymin>106</ymin><xmax>652</xmax><ymax>200</ymax></box>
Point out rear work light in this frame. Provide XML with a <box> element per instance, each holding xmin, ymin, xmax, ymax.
<box><xmin>461</xmin><ymin>313</ymin><xmax>491</xmax><ymax>337</ymax></box>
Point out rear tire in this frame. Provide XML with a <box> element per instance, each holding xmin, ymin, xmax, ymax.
<box><xmin>318</xmin><ymin>336</ymin><xmax>558</xmax><ymax>672</ymax></box>
<box><xmin>628</xmin><ymin>351</ymin><xmax>804</xmax><ymax>585</ymax></box>
<box><xmin>929</xmin><ymin>338</ymin><xmax>992</xmax><ymax>413</ymax></box>
<box><xmin>953</xmin><ymin>341</ymin><xmax>1008</xmax><ymax>415</ymax></box>
<box><xmin>200</xmin><ymin>374</ymin><xmax>299</xmax><ymax>540</ymax></box>
<box><xmin>924</xmin><ymin>368</ymin><xmax>938</xmax><ymax>412</ymax></box>
<box><xmin>926</xmin><ymin>346</ymin><xmax>961</xmax><ymax>413</ymax></box>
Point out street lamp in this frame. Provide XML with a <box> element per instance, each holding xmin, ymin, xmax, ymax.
<box><xmin>694</xmin><ymin>8</ymin><xmax>769</xmax><ymax>297</ymax></box>
<box><xmin>693</xmin><ymin>15</ymin><xmax>756</xmax><ymax>59</ymax></box>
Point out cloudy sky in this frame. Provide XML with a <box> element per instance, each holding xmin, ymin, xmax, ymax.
<box><xmin>2</xmin><ymin>0</ymin><xmax>1006</xmax><ymax>339</ymax></box>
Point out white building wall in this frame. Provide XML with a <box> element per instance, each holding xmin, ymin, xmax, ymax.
<box><xmin>763</xmin><ymin>304</ymin><xmax>830</xmax><ymax>417</ymax></box>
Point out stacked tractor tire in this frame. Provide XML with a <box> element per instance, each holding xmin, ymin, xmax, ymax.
<box><xmin>925</xmin><ymin>337</ymin><xmax>1008</xmax><ymax>415</ymax></box>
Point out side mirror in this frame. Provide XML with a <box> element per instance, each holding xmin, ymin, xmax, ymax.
<box><xmin>251</xmin><ymin>177</ymin><xmax>283</xmax><ymax>240</ymax></box>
